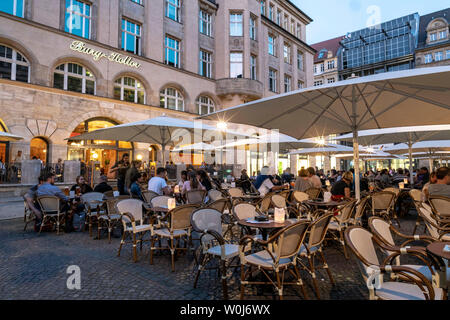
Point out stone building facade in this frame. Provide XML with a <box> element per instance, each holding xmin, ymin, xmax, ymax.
<box><xmin>311</xmin><ymin>36</ymin><xmax>343</xmax><ymax>86</ymax></box>
<box><xmin>0</xmin><ymin>0</ymin><xmax>314</xmax><ymax>168</ymax></box>
<box><xmin>415</xmin><ymin>8</ymin><xmax>450</xmax><ymax>69</ymax></box>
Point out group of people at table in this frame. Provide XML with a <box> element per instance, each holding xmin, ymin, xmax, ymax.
<box><xmin>23</xmin><ymin>149</ymin><xmax>450</xmax><ymax>233</ymax></box>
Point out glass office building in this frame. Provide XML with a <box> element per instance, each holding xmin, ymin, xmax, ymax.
<box><xmin>338</xmin><ymin>13</ymin><xmax>419</xmax><ymax>80</ymax></box>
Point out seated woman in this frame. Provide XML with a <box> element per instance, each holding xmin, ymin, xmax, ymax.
<box><xmin>331</xmin><ymin>171</ymin><xmax>354</xmax><ymax>200</ymax></box>
<box><xmin>129</xmin><ymin>173</ymin><xmax>145</xmax><ymax>201</ymax></box>
<box><xmin>182</xmin><ymin>171</ymin><xmax>205</xmax><ymax>200</ymax></box>
<box><xmin>197</xmin><ymin>169</ymin><xmax>213</xmax><ymax>191</ymax></box>
<box><xmin>294</xmin><ymin>169</ymin><xmax>313</xmax><ymax>192</ymax></box>
<box><xmin>70</xmin><ymin>175</ymin><xmax>93</xmax><ymax>195</ymax></box>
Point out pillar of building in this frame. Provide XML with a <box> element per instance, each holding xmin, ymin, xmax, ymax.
<box><xmin>308</xmin><ymin>155</ymin><xmax>316</xmax><ymax>169</ymax></box>
<box><xmin>323</xmin><ymin>156</ymin><xmax>331</xmax><ymax>173</ymax></box>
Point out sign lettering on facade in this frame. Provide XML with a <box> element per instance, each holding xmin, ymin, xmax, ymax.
<box><xmin>69</xmin><ymin>41</ymin><xmax>141</xmax><ymax>69</ymax></box>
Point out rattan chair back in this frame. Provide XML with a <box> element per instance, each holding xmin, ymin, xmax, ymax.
<box><xmin>429</xmin><ymin>196</ymin><xmax>450</xmax><ymax>218</ymax></box>
<box><xmin>186</xmin><ymin>189</ymin><xmax>207</xmax><ymax>204</ymax></box>
<box><xmin>271</xmin><ymin>194</ymin><xmax>286</xmax><ymax>208</ymax></box>
<box><xmin>335</xmin><ymin>200</ymin><xmax>357</xmax><ymax>224</ymax></box>
<box><xmin>353</xmin><ymin>196</ymin><xmax>370</xmax><ymax>223</ymax></box>
<box><xmin>150</xmin><ymin>195</ymin><xmax>172</xmax><ymax>208</ymax></box>
<box><xmin>142</xmin><ymin>190</ymin><xmax>160</xmax><ymax>204</ymax></box>
<box><xmin>383</xmin><ymin>187</ymin><xmax>400</xmax><ymax>197</ymax></box>
<box><xmin>37</xmin><ymin>196</ymin><xmax>60</xmax><ymax>213</ymax></box>
<box><xmin>258</xmin><ymin>192</ymin><xmax>273</xmax><ymax>212</ymax></box>
<box><xmin>206</xmin><ymin>198</ymin><xmax>228</xmax><ymax>214</ymax></box>
<box><xmin>418</xmin><ymin>206</ymin><xmax>440</xmax><ymax>239</ymax></box>
<box><xmin>371</xmin><ymin>191</ymin><xmax>396</xmax><ymax>211</ymax></box>
<box><xmin>409</xmin><ymin>189</ymin><xmax>422</xmax><ymax>202</ymax></box>
<box><xmin>208</xmin><ymin>189</ymin><xmax>224</xmax><ymax>202</ymax></box>
<box><xmin>117</xmin><ymin>199</ymin><xmax>144</xmax><ymax>225</ymax></box>
<box><xmin>191</xmin><ymin>208</ymin><xmax>222</xmax><ymax>244</ymax></box>
<box><xmin>81</xmin><ymin>192</ymin><xmax>104</xmax><ymax>209</ymax></box>
<box><xmin>307</xmin><ymin>212</ymin><xmax>333</xmax><ymax>248</ymax></box>
<box><xmin>293</xmin><ymin>191</ymin><xmax>309</xmax><ymax>203</ymax></box>
<box><xmin>228</xmin><ymin>187</ymin><xmax>244</xmax><ymax>198</ymax></box>
<box><xmin>305</xmin><ymin>188</ymin><xmax>321</xmax><ymax>200</ymax></box>
<box><xmin>233</xmin><ymin>202</ymin><xmax>259</xmax><ymax>220</ymax></box>
<box><xmin>170</xmin><ymin>204</ymin><xmax>198</xmax><ymax>231</ymax></box>
<box><xmin>368</xmin><ymin>217</ymin><xmax>395</xmax><ymax>247</ymax></box>
<box><xmin>273</xmin><ymin>221</ymin><xmax>309</xmax><ymax>260</ymax></box>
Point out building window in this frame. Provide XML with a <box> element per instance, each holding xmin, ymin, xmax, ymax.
<box><xmin>196</xmin><ymin>96</ymin><xmax>215</xmax><ymax>115</ymax></box>
<box><xmin>438</xmin><ymin>30</ymin><xmax>447</xmax><ymax>40</ymax></box>
<box><xmin>290</xmin><ymin>20</ymin><xmax>295</xmax><ymax>34</ymax></box>
<box><xmin>327</xmin><ymin>78</ymin><xmax>335</xmax><ymax>84</ymax></box>
<box><xmin>283</xmin><ymin>15</ymin><xmax>288</xmax><ymax>30</ymax></box>
<box><xmin>268</xmin><ymin>35</ymin><xmax>276</xmax><ymax>56</ymax></box>
<box><xmin>276</xmin><ymin>10</ymin><xmax>281</xmax><ymax>25</ymax></box>
<box><xmin>53</xmin><ymin>62</ymin><xmax>95</xmax><ymax>95</ymax></box>
<box><xmin>268</xmin><ymin>4</ymin><xmax>274</xmax><ymax>21</ymax></box>
<box><xmin>435</xmin><ymin>51</ymin><xmax>443</xmax><ymax>62</ymax></box>
<box><xmin>250</xmin><ymin>16</ymin><xmax>257</xmax><ymax>40</ymax></box>
<box><xmin>199</xmin><ymin>10</ymin><xmax>212</xmax><ymax>36</ymax></box>
<box><xmin>320</xmin><ymin>63</ymin><xmax>325</xmax><ymax>72</ymax></box>
<box><xmin>160</xmin><ymin>87</ymin><xmax>184</xmax><ymax>111</ymax></box>
<box><xmin>122</xmin><ymin>19</ymin><xmax>141</xmax><ymax>55</ymax></box>
<box><xmin>250</xmin><ymin>55</ymin><xmax>257</xmax><ymax>80</ymax></box>
<box><xmin>269</xmin><ymin>69</ymin><xmax>277</xmax><ymax>92</ymax></box>
<box><xmin>429</xmin><ymin>33</ymin><xmax>437</xmax><ymax>42</ymax></box>
<box><xmin>165</xmin><ymin>36</ymin><xmax>180</xmax><ymax>68</ymax></box>
<box><xmin>0</xmin><ymin>44</ymin><xmax>30</xmax><ymax>83</ymax></box>
<box><xmin>446</xmin><ymin>50</ymin><xmax>450</xmax><ymax>60</ymax></box>
<box><xmin>0</xmin><ymin>0</ymin><xmax>24</xmax><ymax>17</ymax></box>
<box><xmin>284</xmin><ymin>75</ymin><xmax>291</xmax><ymax>93</ymax></box>
<box><xmin>297</xmin><ymin>51</ymin><xmax>304</xmax><ymax>71</ymax></box>
<box><xmin>230</xmin><ymin>13</ymin><xmax>243</xmax><ymax>36</ymax></box>
<box><xmin>114</xmin><ymin>77</ymin><xmax>145</xmax><ymax>104</ymax></box>
<box><xmin>199</xmin><ymin>50</ymin><xmax>212</xmax><ymax>78</ymax></box>
<box><xmin>130</xmin><ymin>0</ymin><xmax>142</xmax><ymax>4</ymax></box>
<box><xmin>424</xmin><ymin>53</ymin><xmax>433</xmax><ymax>64</ymax></box>
<box><xmin>327</xmin><ymin>60</ymin><xmax>335</xmax><ymax>69</ymax></box>
<box><xmin>296</xmin><ymin>24</ymin><xmax>301</xmax><ymax>38</ymax></box>
<box><xmin>297</xmin><ymin>80</ymin><xmax>304</xmax><ymax>89</ymax></box>
<box><xmin>314</xmin><ymin>80</ymin><xmax>323</xmax><ymax>86</ymax></box>
<box><xmin>260</xmin><ymin>1</ymin><xmax>265</xmax><ymax>16</ymax></box>
<box><xmin>165</xmin><ymin>0</ymin><xmax>181</xmax><ymax>22</ymax></box>
<box><xmin>283</xmin><ymin>43</ymin><xmax>291</xmax><ymax>64</ymax></box>
<box><xmin>230</xmin><ymin>52</ymin><xmax>243</xmax><ymax>78</ymax></box>
<box><xmin>65</xmin><ymin>0</ymin><xmax>91</xmax><ymax>39</ymax></box>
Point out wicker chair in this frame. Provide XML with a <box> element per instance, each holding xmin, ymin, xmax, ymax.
<box><xmin>297</xmin><ymin>212</ymin><xmax>334</xmax><ymax>299</ymax></box>
<box><xmin>305</xmin><ymin>187</ymin><xmax>322</xmax><ymax>200</ymax></box>
<box><xmin>255</xmin><ymin>192</ymin><xmax>274</xmax><ymax>214</ymax></box>
<box><xmin>410</xmin><ymin>189</ymin><xmax>426</xmax><ymax>234</ymax></box>
<box><xmin>292</xmin><ymin>191</ymin><xmax>311</xmax><ymax>219</ymax></box>
<box><xmin>142</xmin><ymin>190</ymin><xmax>160</xmax><ymax>204</ymax></box>
<box><xmin>150</xmin><ymin>195</ymin><xmax>172</xmax><ymax>208</ymax></box>
<box><xmin>81</xmin><ymin>192</ymin><xmax>106</xmax><ymax>237</ymax></box>
<box><xmin>344</xmin><ymin>226</ymin><xmax>444</xmax><ymax>300</ymax></box>
<box><xmin>191</xmin><ymin>208</ymin><xmax>239</xmax><ymax>299</ymax></box>
<box><xmin>370</xmin><ymin>191</ymin><xmax>398</xmax><ymax>226</ymax></box>
<box><xmin>23</xmin><ymin>196</ymin><xmax>36</xmax><ymax>231</ymax></box>
<box><xmin>326</xmin><ymin>200</ymin><xmax>358</xmax><ymax>259</ymax></box>
<box><xmin>270</xmin><ymin>193</ymin><xmax>299</xmax><ymax>220</ymax></box>
<box><xmin>429</xmin><ymin>195</ymin><xmax>450</xmax><ymax>226</ymax></box>
<box><xmin>208</xmin><ymin>189</ymin><xmax>224</xmax><ymax>202</ymax></box>
<box><xmin>150</xmin><ymin>204</ymin><xmax>198</xmax><ymax>272</ymax></box>
<box><xmin>228</xmin><ymin>187</ymin><xmax>244</xmax><ymax>198</ymax></box>
<box><xmin>232</xmin><ymin>202</ymin><xmax>263</xmax><ymax>239</ymax></box>
<box><xmin>116</xmin><ymin>199</ymin><xmax>152</xmax><ymax>262</ymax></box>
<box><xmin>239</xmin><ymin>221</ymin><xmax>310</xmax><ymax>300</ymax></box>
<box><xmin>103</xmin><ymin>190</ymin><xmax>114</xmax><ymax>199</ymax></box>
<box><xmin>99</xmin><ymin>198</ymin><xmax>123</xmax><ymax>242</ymax></box>
<box><xmin>186</xmin><ymin>189</ymin><xmax>207</xmax><ymax>205</ymax></box>
<box><xmin>349</xmin><ymin>196</ymin><xmax>370</xmax><ymax>226</ymax></box>
<box><xmin>205</xmin><ymin>198</ymin><xmax>229</xmax><ymax>214</ymax></box>
<box><xmin>417</xmin><ymin>205</ymin><xmax>450</xmax><ymax>242</ymax></box>
<box><xmin>36</xmin><ymin>196</ymin><xmax>64</xmax><ymax>235</ymax></box>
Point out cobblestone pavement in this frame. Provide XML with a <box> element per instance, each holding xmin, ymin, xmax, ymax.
<box><xmin>0</xmin><ymin>210</ymin><xmax>436</xmax><ymax>300</ymax></box>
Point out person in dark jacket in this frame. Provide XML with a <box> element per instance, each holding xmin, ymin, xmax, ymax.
<box><xmin>93</xmin><ymin>175</ymin><xmax>113</xmax><ymax>193</ymax></box>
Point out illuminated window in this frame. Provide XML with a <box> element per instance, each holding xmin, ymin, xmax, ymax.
<box><xmin>53</xmin><ymin>62</ymin><xmax>95</xmax><ymax>94</ymax></box>
<box><xmin>160</xmin><ymin>87</ymin><xmax>184</xmax><ymax>111</ymax></box>
<box><xmin>196</xmin><ymin>96</ymin><xmax>215</xmax><ymax>115</ymax></box>
<box><xmin>114</xmin><ymin>77</ymin><xmax>145</xmax><ymax>104</ymax></box>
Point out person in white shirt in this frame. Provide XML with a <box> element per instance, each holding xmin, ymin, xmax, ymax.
<box><xmin>148</xmin><ymin>167</ymin><xmax>171</xmax><ymax>196</ymax></box>
<box><xmin>307</xmin><ymin>167</ymin><xmax>322</xmax><ymax>188</ymax></box>
<box><xmin>254</xmin><ymin>166</ymin><xmax>286</xmax><ymax>197</ymax></box>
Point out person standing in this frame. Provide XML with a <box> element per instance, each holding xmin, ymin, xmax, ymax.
<box><xmin>109</xmin><ymin>153</ymin><xmax>130</xmax><ymax>195</ymax></box>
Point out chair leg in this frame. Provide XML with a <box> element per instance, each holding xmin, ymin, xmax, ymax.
<box><xmin>97</xmin><ymin>220</ymin><xmax>101</xmax><ymax>240</ymax></box>
<box><xmin>412</xmin><ymin>217</ymin><xmax>420</xmax><ymax>235</ymax></box>
<box><xmin>56</xmin><ymin>216</ymin><xmax>60</xmax><ymax>235</ymax></box>
<box><xmin>308</xmin><ymin>255</ymin><xmax>321</xmax><ymax>300</ymax></box>
<box><xmin>276</xmin><ymin>271</ymin><xmax>283</xmax><ymax>300</ymax></box>
<box><xmin>340</xmin><ymin>230</ymin><xmax>349</xmax><ymax>259</ymax></box>
<box><xmin>319</xmin><ymin>249</ymin><xmax>334</xmax><ymax>285</ymax></box>
<box><xmin>118</xmin><ymin>231</ymin><xmax>126</xmax><ymax>257</ymax></box>
<box><xmin>38</xmin><ymin>216</ymin><xmax>46</xmax><ymax>235</ymax></box>
<box><xmin>132</xmin><ymin>233</ymin><xmax>138</xmax><ymax>262</ymax></box>
<box><xmin>193</xmin><ymin>253</ymin><xmax>206</xmax><ymax>288</ymax></box>
<box><xmin>170</xmin><ymin>237</ymin><xmax>175</xmax><ymax>272</ymax></box>
<box><xmin>221</xmin><ymin>259</ymin><xmax>229</xmax><ymax>300</ymax></box>
<box><xmin>240</xmin><ymin>264</ymin><xmax>246</xmax><ymax>300</ymax></box>
<box><xmin>108</xmin><ymin>223</ymin><xmax>112</xmax><ymax>243</ymax></box>
<box><xmin>293</xmin><ymin>265</ymin><xmax>308</xmax><ymax>300</ymax></box>
<box><xmin>150</xmin><ymin>237</ymin><xmax>155</xmax><ymax>265</ymax></box>
<box><xmin>89</xmin><ymin>215</ymin><xmax>93</xmax><ymax>237</ymax></box>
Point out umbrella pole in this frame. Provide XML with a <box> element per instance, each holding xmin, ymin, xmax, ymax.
<box><xmin>408</xmin><ymin>141</ymin><xmax>414</xmax><ymax>185</ymax></box>
<box><xmin>352</xmin><ymin>86</ymin><xmax>361</xmax><ymax>201</ymax></box>
<box><xmin>161</xmin><ymin>143</ymin><xmax>166</xmax><ymax>165</ymax></box>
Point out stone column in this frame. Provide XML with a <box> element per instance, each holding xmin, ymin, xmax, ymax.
<box><xmin>21</xmin><ymin>160</ymin><xmax>42</xmax><ymax>185</ymax></box>
<box><xmin>323</xmin><ymin>156</ymin><xmax>331</xmax><ymax>173</ymax></box>
<box><xmin>290</xmin><ymin>154</ymin><xmax>298</xmax><ymax>176</ymax></box>
<box><xmin>63</xmin><ymin>160</ymin><xmax>80</xmax><ymax>184</ymax></box>
<box><xmin>308</xmin><ymin>155</ymin><xmax>316</xmax><ymax>169</ymax></box>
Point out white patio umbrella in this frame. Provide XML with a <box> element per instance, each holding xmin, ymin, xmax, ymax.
<box><xmin>200</xmin><ymin>67</ymin><xmax>450</xmax><ymax>199</ymax></box>
<box><xmin>335</xmin><ymin>125</ymin><xmax>450</xmax><ymax>184</ymax></box>
<box><xmin>67</xmin><ymin>115</ymin><xmax>247</xmax><ymax>163</ymax></box>
<box><xmin>384</xmin><ymin>140</ymin><xmax>450</xmax><ymax>171</ymax></box>
<box><xmin>172</xmin><ymin>142</ymin><xmax>216</xmax><ymax>152</ymax></box>
<box><xmin>0</xmin><ymin>131</ymin><xmax>24</xmax><ymax>142</ymax></box>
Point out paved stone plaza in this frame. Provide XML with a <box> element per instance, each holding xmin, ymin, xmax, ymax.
<box><xmin>0</xmin><ymin>212</ymin><xmax>428</xmax><ymax>300</ymax></box>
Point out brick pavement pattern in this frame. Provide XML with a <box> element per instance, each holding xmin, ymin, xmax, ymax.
<box><xmin>0</xmin><ymin>212</ymin><xmax>435</xmax><ymax>300</ymax></box>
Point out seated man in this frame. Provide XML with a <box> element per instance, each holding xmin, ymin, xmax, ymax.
<box><xmin>37</xmin><ymin>172</ymin><xmax>72</xmax><ymax>232</ymax></box>
<box><xmin>71</xmin><ymin>175</ymin><xmax>93</xmax><ymax>195</ymax></box>
<box><xmin>331</xmin><ymin>171</ymin><xmax>354</xmax><ymax>200</ymax></box>
<box><xmin>93</xmin><ymin>175</ymin><xmax>113</xmax><ymax>193</ymax></box>
<box><xmin>253</xmin><ymin>166</ymin><xmax>285</xmax><ymax>197</ymax></box>
<box><xmin>24</xmin><ymin>175</ymin><xmax>45</xmax><ymax>228</ymax></box>
<box><xmin>148</xmin><ymin>167</ymin><xmax>171</xmax><ymax>196</ymax></box>
<box><xmin>428</xmin><ymin>167</ymin><xmax>450</xmax><ymax>198</ymax></box>
<box><xmin>294</xmin><ymin>169</ymin><xmax>313</xmax><ymax>192</ymax></box>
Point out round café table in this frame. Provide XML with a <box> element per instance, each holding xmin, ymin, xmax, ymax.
<box><xmin>238</xmin><ymin>219</ymin><xmax>290</xmax><ymax>241</ymax></box>
<box><xmin>305</xmin><ymin>200</ymin><xmax>347</xmax><ymax>218</ymax></box>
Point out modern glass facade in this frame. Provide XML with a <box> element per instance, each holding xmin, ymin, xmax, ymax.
<box><xmin>338</xmin><ymin>13</ymin><xmax>419</xmax><ymax>80</ymax></box>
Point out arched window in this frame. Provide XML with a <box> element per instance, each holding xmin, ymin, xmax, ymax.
<box><xmin>0</xmin><ymin>44</ymin><xmax>30</xmax><ymax>82</ymax></box>
<box><xmin>30</xmin><ymin>137</ymin><xmax>49</xmax><ymax>164</ymax></box>
<box><xmin>114</xmin><ymin>76</ymin><xmax>145</xmax><ymax>104</ymax></box>
<box><xmin>196</xmin><ymin>96</ymin><xmax>215</xmax><ymax>115</ymax></box>
<box><xmin>160</xmin><ymin>87</ymin><xmax>184</xmax><ymax>111</ymax></box>
<box><xmin>53</xmin><ymin>62</ymin><xmax>95</xmax><ymax>94</ymax></box>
